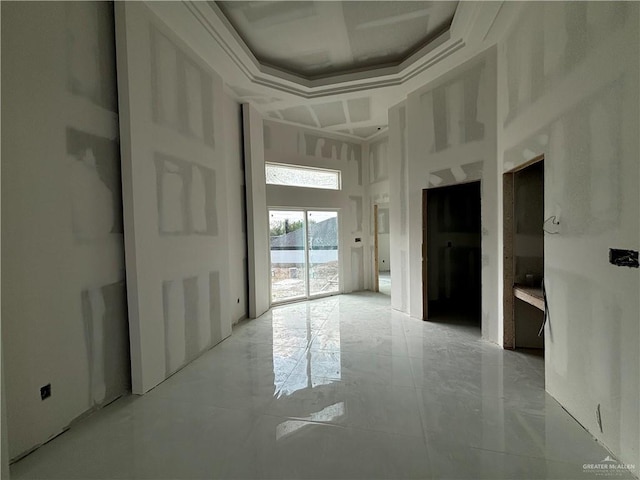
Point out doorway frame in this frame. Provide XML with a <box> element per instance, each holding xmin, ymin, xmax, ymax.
<box><xmin>502</xmin><ymin>154</ymin><xmax>545</xmax><ymax>349</ymax></box>
<box><xmin>373</xmin><ymin>204</ymin><xmax>379</xmax><ymax>293</ymax></box>
<box><xmin>268</xmin><ymin>207</ymin><xmax>342</xmax><ymax>306</ymax></box>
<box><xmin>422</xmin><ymin>180</ymin><xmax>483</xmax><ymax>321</ymax></box>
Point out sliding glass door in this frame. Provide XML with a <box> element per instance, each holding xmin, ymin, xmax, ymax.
<box><xmin>269</xmin><ymin>209</ymin><xmax>339</xmax><ymax>304</ymax></box>
<box><xmin>269</xmin><ymin>210</ymin><xmax>307</xmax><ymax>303</ymax></box>
<box><xmin>307</xmin><ymin>211</ymin><xmax>339</xmax><ymax>297</ymax></box>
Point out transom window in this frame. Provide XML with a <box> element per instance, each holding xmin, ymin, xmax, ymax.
<box><xmin>265</xmin><ymin>163</ymin><xmax>341</xmax><ymax>190</ymax></box>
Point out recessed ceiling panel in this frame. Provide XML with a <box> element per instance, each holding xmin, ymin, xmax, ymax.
<box><xmin>344</xmin><ymin>2</ymin><xmax>453</xmax><ymax>67</ymax></box>
<box><xmin>311</xmin><ymin>101</ymin><xmax>347</xmax><ymax>127</ymax></box>
<box><xmin>280</xmin><ymin>106</ymin><xmax>317</xmax><ymax>126</ymax></box>
<box><xmin>347</xmin><ymin>97</ymin><xmax>371</xmax><ymax>122</ymax></box>
<box><xmin>220</xmin><ymin>1</ymin><xmax>316</xmax><ymax>28</ymax></box>
<box><xmin>291</xmin><ymin>51</ymin><xmax>332</xmax><ymax>72</ymax></box>
<box><xmin>216</xmin><ymin>1</ymin><xmax>457</xmax><ymax>78</ymax></box>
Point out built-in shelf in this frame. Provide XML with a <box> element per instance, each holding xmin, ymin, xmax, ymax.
<box><xmin>513</xmin><ymin>285</ymin><xmax>545</xmax><ymax>312</ymax></box>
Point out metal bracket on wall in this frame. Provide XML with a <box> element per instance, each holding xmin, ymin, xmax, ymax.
<box><xmin>543</xmin><ymin>216</ymin><xmax>560</xmax><ymax>234</ymax></box>
<box><xmin>538</xmin><ymin>279</ymin><xmax>549</xmax><ymax>337</ymax></box>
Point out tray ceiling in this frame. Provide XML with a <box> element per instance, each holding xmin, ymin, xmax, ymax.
<box><xmin>216</xmin><ymin>1</ymin><xmax>458</xmax><ymax>79</ymax></box>
<box><xmin>163</xmin><ymin>1</ymin><xmax>507</xmax><ymax>139</ymax></box>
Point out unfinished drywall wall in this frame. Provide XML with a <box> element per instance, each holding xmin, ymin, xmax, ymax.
<box><xmin>388</xmin><ymin>103</ymin><xmax>410</xmax><ymax>312</ymax></box>
<box><xmin>263</xmin><ymin>120</ymin><xmax>367</xmax><ymax>293</ymax></box>
<box><xmin>2</xmin><ymin>2</ymin><xmax>129</xmax><ymax>459</ymax></box>
<box><xmin>368</xmin><ymin>136</ymin><xmax>389</xmax><ymax>185</ymax></box>
<box><xmin>498</xmin><ymin>2</ymin><xmax>639</xmax><ymax>468</ymax></box>
<box><xmin>115</xmin><ymin>2</ymin><xmax>233</xmax><ymax>394</ymax></box>
<box><xmin>244</xmin><ymin>104</ymin><xmax>270</xmax><ymax>318</ymax></box>
<box><xmin>366</xmin><ymin>135</ymin><xmax>391</xmax><ymax>287</ymax></box>
<box><xmin>224</xmin><ymin>93</ymin><xmax>248</xmax><ymax>325</ymax></box>
<box><xmin>403</xmin><ymin>50</ymin><xmax>498</xmax><ymax>342</ymax></box>
<box><xmin>1</xmin><ymin>8</ymin><xmax>8</xmax><ymax>466</ymax></box>
<box><xmin>1</xmin><ymin>361</ymin><xmax>7</xmax><ymax>480</ymax></box>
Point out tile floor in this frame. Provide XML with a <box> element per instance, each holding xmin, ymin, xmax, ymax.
<box><xmin>11</xmin><ymin>293</ymin><xmax>633</xmax><ymax>479</ymax></box>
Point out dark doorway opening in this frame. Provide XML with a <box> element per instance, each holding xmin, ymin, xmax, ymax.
<box><xmin>423</xmin><ymin>181</ymin><xmax>482</xmax><ymax>324</ymax></box>
<box><xmin>503</xmin><ymin>156</ymin><xmax>545</xmax><ymax>352</ymax></box>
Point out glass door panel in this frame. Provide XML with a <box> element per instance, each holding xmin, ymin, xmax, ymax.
<box><xmin>308</xmin><ymin>211</ymin><xmax>339</xmax><ymax>297</ymax></box>
<box><xmin>270</xmin><ymin>210</ymin><xmax>307</xmax><ymax>303</ymax></box>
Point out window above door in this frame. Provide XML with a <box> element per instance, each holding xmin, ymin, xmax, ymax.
<box><xmin>265</xmin><ymin>163</ymin><xmax>341</xmax><ymax>190</ymax></box>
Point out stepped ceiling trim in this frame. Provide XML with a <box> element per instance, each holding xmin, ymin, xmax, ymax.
<box><xmin>216</xmin><ymin>1</ymin><xmax>458</xmax><ymax>79</ymax></box>
<box><xmin>184</xmin><ymin>1</ymin><xmax>468</xmax><ymax>99</ymax></box>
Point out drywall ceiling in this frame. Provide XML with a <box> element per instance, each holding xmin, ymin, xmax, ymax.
<box><xmin>264</xmin><ymin>95</ymin><xmax>386</xmax><ymax>138</ymax></box>
<box><xmin>216</xmin><ymin>1</ymin><xmax>457</xmax><ymax>79</ymax></box>
<box><xmin>151</xmin><ymin>1</ymin><xmax>514</xmax><ymax>139</ymax></box>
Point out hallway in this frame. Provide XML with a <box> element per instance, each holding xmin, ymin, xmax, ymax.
<box><xmin>11</xmin><ymin>293</ymin><xmax>628</xmax><ymax>479</ymax></box>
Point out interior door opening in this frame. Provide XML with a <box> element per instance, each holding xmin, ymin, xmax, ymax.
<box><xmin>269</xmin><ymin>209</ymin><xmax>340</xmax><ymax>304</ymax></box>
<box><xmin>423</xmin><ymin>181</ymin><xmax>482</xmax><ymax>325</ymax></box>
<box><xmin>503</xmin><ymin>157</ymin><xmax>545</xmax><ymax>358</ymax></box>
<box><xmin>374</xmin><ymin>203</ymin><xmax>391</xmax><ymax>296</ymax></box>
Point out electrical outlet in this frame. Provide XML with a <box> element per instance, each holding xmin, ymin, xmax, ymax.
<box><xmin>40</xmin><ymin>384</ymin><xmax>51</xmax><ymax>400</ymax></box>
<box><xmin>609</xmin><ymin>248</ymin><xmax>639</xmax><ymax>268</ymax></box>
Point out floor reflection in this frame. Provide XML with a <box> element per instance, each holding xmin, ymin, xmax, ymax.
<box><xmin>276</xmin><ymin>402</ymin><xmax>346</xmax><ymax>440</ymax></box>
<box><xmin>272</xmin><ymin>299</ymin><xmax>342</xmax><ymax>398</ymax></box>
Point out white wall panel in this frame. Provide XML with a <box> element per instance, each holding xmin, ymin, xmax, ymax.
<box><xmin>116</xmin><ymin>2</ymin><xmax>232</xmax><ymax>394</ymax></box>
<box><xmin>2</xmin><ymin>2</ymin><xmax>129</xmax><ymax>458</ymax></box>
<box><xmin>497</xmin><ymin>2</ymin><xmax>639</xmax><ymax>468</ymax></box>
